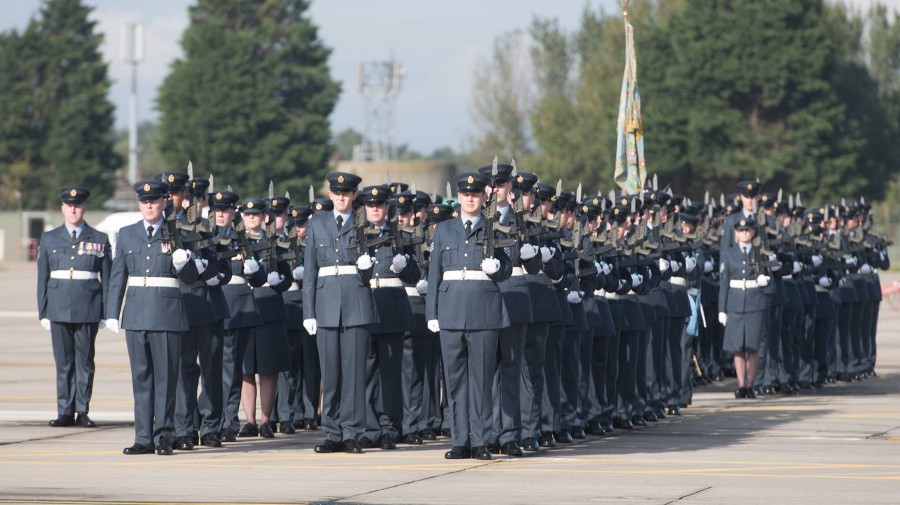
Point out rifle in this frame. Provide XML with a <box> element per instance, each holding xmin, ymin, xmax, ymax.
<box><xmin>480</xmin><ymin>156</ymin><xmax>517</xmax><ymax>259</ymax></box>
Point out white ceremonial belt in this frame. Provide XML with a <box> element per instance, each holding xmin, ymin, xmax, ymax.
<box><xmin>127</xmin><ymin>276</ymin><xmax>180</xmax><ymax>289</ymax></box>
<box><xmin>228</xmin><ymin>275</ymin><xmax>247</xmax><ymax>285</ymax></box>
<box><xmin>369</xmin><ymin>277</ymin><xmax>403</xmax><ymax>288</ymax></box>
<box><xmin>405</xmin><ymin>286</ymin><xmax>421</xmax><ymax>297</ymax></box>
<box><xmin>605</xmin><ymin>292</ymin><xmax>620</xmax><ymax>299</ymax></box>
<box><xmin>287</xmin><ymin>282</ymin><xmax>300</xmax><ymax>292</ymax></box>
<box><xmin>729</xmin><ymin>279</ymin><xmax>760</xmax><ymax>290</ymax></box>
<box><xmin>443</xmin><ymin>269</ymin><xmax>490</xmax><ymax>281</ymax></box>
<box><xmin>670</xmin><ymin>277</ymin><xmax>687</xmax><ymax>286</ymax></box>
<box><xmin>50</xmin><ymin>269</ymin><xmax>98</xmax><ymax>280</ymax></box>
<box><xmin>511</xmin><ymin>266</ymin><xmax>526</xmax><ymax>277</ymax></box>
<box><xmin>318</xmin><ymin>265</ymin><xmax>357</xmax><ymax>277</ymax></box>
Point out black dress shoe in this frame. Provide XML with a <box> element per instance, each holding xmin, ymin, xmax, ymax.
<box><xmin>585</xmin><ymin>420</ymin><xmax>606</xmax><ymax>436</ymax></box>
<box><xmin>314</xmin><ymin>439</ymin><xmax>342</xmax><ymax>454</ymax></box>
<box><xmin>763</xmin><ymin>385</ymin><xmax>776</xmax><ymax>395</ymax></box>
<box><xmin>521</xmin><ymin>437</ymin><xmax>540</xmax><ymax>452</ymax></box>
<box><xmin>74</xmin><ymin>413</ymin><xmax>96</xmax><ymax>427</ymax></box>
<box><xmin>259</xmin><ymin>422</ymin><xmax>275</xmax><ymax>438</ymax></box>
<box><xmin>571</xmin><ymin>426</ymin><xmax>587</xmax><ymax>439</ymax></box>
<box><xmin>418</xmin><ymin>429</ymin><xmax>437</xmax><ymax>441</ymax></box>
<box><xmin>175</xmin><ymin>436</ymin><xmax>194</xmax><ymax>450</ymax></box>
<box><xmin>200</xmin><ymin>433</ymin><xmax>222</xmax><ymax>448</ymax></box>
<box><xmin>746</xmin><ymin>387</ymin><xmax>758</xmax><ymax>399</ymax></box>
<box><xmin>667</xmin><ymin>405</ymin><xmax>682</xmax><ymax>416</ymax></box>
<box><xmin>222</xmin><ymin>430</ymin><xmax>237</xmax><ymax>443</ymax></box>
<box><xmin>444</xmin><ymin>446</ymin><xmax>471</xmax><ymax>459</ymax></box>
<box><xmin>538</xmin><ymin>432</ymin><xmax>557</xmax><ymax>447</ymax></box>
<box><xmin>379</xmin><ymin>434</ymin><xmax>397</xmax><ymax>450</ymax></box>
<box><xmin>357</xmin><ymin>437</ymin><xmax>376</xmax><ymax>449</ymax></box>
<box><xmin>343</xmin><ymin>439</ymin><xmax>363</xmax><ymax>454</ymax></box>
<box><xmin>471</xmin><ymin>446</ymin><xmax>492</xmax><ymax>460</ymax></box>
<box><xmin>280</xmin><ymin>421</ymin><xmax>296</xmax><ymax>434</ymax></box>
<box><xmin>734</xmin><ymin>387</ymin><xmax>748</xmax><ymax>398</ymax></box>
<box><xmin>122</xmin><ymin>443</ymin><xmax>154</xmax><ymax>455</ymax></box>
<box><xmin>300</xmin><ymin>418</ymin><xmax>318</xmax><ymax>430</ymax></box>
<box><xmin>642</xmin><ymin>412</ymin><xmax>658</xmax><ymax>423</ymax></box>
<box><xmin>486</xmin><ymin>442</ymin><xmax>501</xmax><ymax>454</ymax></box>
<box><xmin>799</xmin><ymin>380</ymin><xmax>812</xmax><ymax>390</ymax></box>
<box><xmin>631</xmin><ymin>416</ymin><xmax>647</xmax><ymax>427</ymax></box>
<box><xmin>156</xmin><ymin>441</ymin><xmax>174</xmax><ymax>456</ymax></box>
<box><xmin>555</xmin><ymin>430</ymin><xmax>573</xmax><ymax>443</ymax></box>
<box><xmin>440</xmin><ymin>428</ymin><xmax>452</xmax><ymax>438</ymax></box>
<box><xmin>500</xmin><ymin>441</ymin><xmax>523</xmax><ymax>457</ymax></box>
<box><xmin>237</xmin><ymin>423</ymin><xmax>259</xmax><ymax>437</ymax></box>
<box><xmin>191</xmin><ymin>431</ymin><xmax>199</xmax><ymax>445</ymax></box>
<box><xmin>655</xmin><ymin>407</ymin><xmax>667</xmax><ymax>419</ymax></box>
<box><xmin>613</xmin><ymin>418</ymin><xmax>633</xmax><ymax>430</ymax></box>
<box><xmin>400</xmin><ymin>433</ymin><xmax>424</xmax><ymax>445</ymax></box>
<box><xmin>49</xmin><ymin>415</ymin><xmax>75</xmax><ymax>427</ymax></box>
<box><xmin>603</xmin><ymin>421</ymin><xmax>614</xmax><ymax>432</ymax></box>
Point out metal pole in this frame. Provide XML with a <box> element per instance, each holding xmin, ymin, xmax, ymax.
<box><xmin>128</xmin><ymin>60</ymin><xmax>138</xmax><ymax>184</ymax></box>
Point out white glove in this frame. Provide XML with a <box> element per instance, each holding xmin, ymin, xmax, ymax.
<box><xmin>658</xmin><ymin>258</ymin><xmax>670</xmax><ymax>272</ymax></box>
<box><xmin>427</xmin><ymin>319</ymin><xmax>440</xmax><ymax>333</ymax></box>
<box><xmin>670</xmin><ymin>260</ymin><xmax>682</xmax><ymax>273</ymax></box>
<box><xmin>718</xmin><ymin>312</ymin><xmax>727</xmax><ymax>326</ymax></box>
<box><xmin>769</xmin><ymin>254</ymin><xmax>778</xmax><ymax>263</ymax></box>
<box><xmin>194</xmin><ymin>258</ymin><xmax>208</xmax><ymax>275</ymax></box>
<box><xmin>416</xmin><ymin>279</ymin><xmax>428</xmax><ymax>295</ymax></box>
<box><xmin>860</xmin><ymin>264</ymin><xmax>873</xmax><ymax>274</ymax></box>
<box><xmin>600</xmin><ymin>261</ymin><xmax>612</xmax><ymax>275</ymax></box>
<box><xmin>540</xmin><ymin>246</ymin><xmax>553</xmax><ymax>263</ymax></box>
<box><xmin>303</xmin><ymin>318</ymin><xmax>317</xmax><ymax>335</ymax></box>
<box><xmin>630</xmin><ymin>273</ymin><xmax>643</xmax><ymax>286</ymax></box>
<box><xmin>792</xmin><ymin>261</ymin><xmax>802</xmax><ymax>274</ymax></box>
<box><xmin>845</xmin><ymin>256</ymin><xmax>857</xmax><ymax>266</ymax></box>
<box><xmin>481</xmin><ymin>257</ymin><xmax>500</xmax><ymax>275</ymax></box>
<box><xmin>172</xmin><ymin>248</ymin><xmax>191</xmax><ymax>272</ymax></box>
<box><xmin>390</xmin><ymin>254</ymin><xmax>408</xmax><ymax>274</ymax></box>
<box><xmin>839</xmin><ymin>277</ymin><xmax>847</xmax><ymax>287</ymax></box>
<box><xmin>818</xmin><ymin>276</ymin><xmax>832</xmax><ymax>287</ymax></box>
<box><xmin>105</xmin><ymin>319</ymin><xmax>119</xmax><ymax>334</ymax></box>
<box><xmin>879</xmin><ymin>251</ymin><xmax>886</xmax><ymax>261</ymax></box>
<box><xmin>617</xmin><ymin>279</ymin><xmax>627</xmax><ymax>290</ymax></box>
<box><xmin>567</xmin><ymin>290</ymin><xmax>584</xmax><ymax>304</ymax></box>
<box><xmin>267</xmin><ymin>271</ymin><xmax>284</xmax><ymax>286</ymax></box>
<box><xmin>703</xmin><ymin>260</ymin><xmax>714</xmax><ymax>273</ymax></box>
<box><xmin>757</xmin><ymin>274</ymin><xmax>770</xmax><ymax>287</ymax></box>
<box><xmin>811</xmin><ymin>255</ymin><xmax>823</xmax><ymax>267</ymax></box>
<box><xmin>98</xmin><ymin>319</ymin><xmax>106</xmax><ymax>330</ymax></box>
<box><xmin>243</xmin><ymin>259</ymin><xmax>260</xmax><ymax>275</ymax></box>
<box><xmin>201</xmin><ymin>207</ymin><xmax>210</xmax><ymax>220</ymax></box>
<box><xmin>356</xmin><ymin>254</ymin><xmax>374</xmax><ymax>270</ymax></box>
<box><xmin>519</xmin><ymin>243</ymin><xmax>538</xmax><ymax>261</ymax></box>
<box><xmin>685</xmin><ymin>257</ymin><xmax>697</xmax><ymax>273</ymax></box>
<box><xmin>40</xmin><ymin>318</ymin><xmax>51</xmax><ymax>331</ymax></box>
<box><xmin>206</xmin><ymin>274</ymin><xmax>221</xmax><ymax>287</ymax></box>
<box><xmin>292</xmin><ymin>265</ymin><xmax>304</xmax><ymax>281</ymax></box>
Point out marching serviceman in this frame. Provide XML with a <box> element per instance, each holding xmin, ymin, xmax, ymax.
<box><xmin>106</xmin><ymin>180</ymin><xmax>200</xmax><ymax>455</ymax></box>
<box><xmin>37</xmin><ymin>186</ymin><xmax>111</xmax><ymax>428</ymax></box>
<box><xmin>426</xmin><ymin>172</ymin><xmax>512</xmax><ymax>460</ymax></box>
<box><xmin>303</xmin><ymin>172</ymin><xmax>379</xmax><ymax>454</ymax></box>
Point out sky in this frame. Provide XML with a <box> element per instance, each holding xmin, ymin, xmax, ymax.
<box><xmin>2</xmin><ymin>0</ymin><xmax>897</xmax><ymax>154</ymax></box>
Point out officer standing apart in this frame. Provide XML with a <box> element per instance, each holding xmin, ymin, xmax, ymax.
<box><xmin>426</xmin><ymin>172</ymin><xmax>512</xmax><ymax>461</ymax></box>
<box><xmin>106</xmin><ymin>180</ymin><xmax>200</xmax><ymax>455</ymax></box>
<box><xmin>303</xmin><ymin>172</ymin><xmax>379</xmax><ymax>454</ymax></box>
<box><xmin>37</xmin><ymin>186</ymin><xmax>111</xmax><ymax>428</ymax></box>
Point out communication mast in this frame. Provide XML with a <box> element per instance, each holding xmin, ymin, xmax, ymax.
<box><xmin>353</xmin><ymin>59</ymin><xmax>405</xmax><ymax>162</ymax></box>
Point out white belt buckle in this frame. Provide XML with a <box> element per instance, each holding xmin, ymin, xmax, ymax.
<box><xmin>69</xmin><ymin>268</ymin><xmax>74</xmax><ymax>280</ymax></box>
<box><xmin>461</xmin><ymin>268</ymin><xmax>467</xmax><ymax>281</ymax></box>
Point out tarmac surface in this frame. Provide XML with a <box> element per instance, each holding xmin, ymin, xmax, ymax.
<box><xmin>0</xmin><ymin>260</ymin><xmax>898</xmax><ymax>505</ymax></box>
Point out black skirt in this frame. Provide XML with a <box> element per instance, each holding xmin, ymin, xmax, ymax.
<box><xmin>242</xmin><ymin>320</ymin><xmax>290</xmax><ymax>374</ymax></box>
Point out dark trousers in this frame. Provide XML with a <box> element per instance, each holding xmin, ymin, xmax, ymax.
<box><xmin>576</xmin><ymin>329</ymin><xmax>594</xmax><ymax>427</ymax></box>
<box><xmin>541</xmin><ymin>325</ymin><xmax>565</xmax><ymax>433</ymax></box>
<box><xmin>50</xmin><ymin>322</ymin><xmax>97</xmax><ymax>416</ymax></box>
<box><xmin>401</xmin><ymin>334</ymin><xmax>427</xmax><ymax>435</ymax></box>
<box><xmin>125</xmin><ymin>330</ymin><xmax>182</xmax><ymax>447</ymax></box>
<box><xmin>273</xmin><ymin>330</ymin><xmax>301</xmax><ymax>424</ymax></box>
<box><xmin>492</xmin><ymin>322</ymin><xmax>526</xmax><ymax>444</ymax></box>
<box><xmin>441</xmin><ymin>328</ymin><xmax>499</xmax><ymax>448</ymax></box>
<box><xmin>589</xmin><ymin>334</ymin><xmax>609</xmax><ymax>422</ymax></box>
<box><xmin>520</xmin><ymin>322</ymin><xmax>549</xmax><ymax>439</ymax></box>
<box><xmin>603</xmin><ymin>329</ymin><xmax>621</xmax><ymax>422</ymax></box>
<box><xmin>364</xmin><ymin>332</ymin><xmax>404</xmax><ymax>442</ymax></box>
<box><xmin>177</xmin><ymin>322</ymin><xmax>224</xmax><ymax>437</ymax></box>
<box><xmin>648</xmin><ymin>315</ymin><xmax>668</xmax><ymax>411</ymax></box>
<box><xmin>559</xmin><ymin>328</ymin><xmax>582</xmax><ymax>431</ymax></box>
<box><xmin>222</xmin><ymin>327</ymin><xmax>250</xmax><ymax>435</ymax></box>
<box><xmin>423</xmin><ymin>333</ymin><xmax>443</xmax><ymax>432</ymax></box>
<box><xmin>318</xmin><ymin>325</ymin><xmax>370</xmax><ymax>442</ymax></box>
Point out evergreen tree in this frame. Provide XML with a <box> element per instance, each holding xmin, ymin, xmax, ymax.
<box><xmin>157</xmin><ymin>0</ymin><xmax>340</xmax><ymax>197</ymax></box>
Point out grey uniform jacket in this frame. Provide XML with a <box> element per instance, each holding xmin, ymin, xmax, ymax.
<box><xmin>425</xmin><ymin>214</ymin><xmax>512</xmax><ymax>331</ymax></box>
<box><xmin>718</xmin><ymin>245</ymin><xmax>768</xmax><ymax>314</ymax></box>
<box><xmin>368</xmin><ymin>229</ymin><xmax>420</xmax><ymax>335</ymax></box>
<box><xmin>497</xmin><ymin>207</ymin><xmax>540</xmax><ymax>324</ymax></box>
<box><xmin>37</xmin><ymin>224</ymin><xmax>111</xmax><ymax>323</ymax></box>
<box><xmin>106</xmin><ymin>221</ymin><xmax>200</xmax><ymax>331</ymax></box>
<box><xmin>303</xmin><ymin>210</ymin><xmax>378</xmax><ymax>328</ymax></box>
<box><xmin>217</xmin><ymin>226</ymin><xmax>265</xmax><ymax>329</ymax></box>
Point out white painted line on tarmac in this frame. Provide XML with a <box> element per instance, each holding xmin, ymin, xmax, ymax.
<box><xmin>0</xmin><ymin>410</ymin><xmax>134</xmax><ymax>422</ymax></box>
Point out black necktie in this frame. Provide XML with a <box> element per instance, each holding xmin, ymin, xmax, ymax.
<box><xmin>742</xmin><ymin>246</ymin><xmax>749</xmax><ymax>256</ymax></box>
<box><xmin>465</xmin><ymin>220</ymin><xmax>472</xmax><ymax>236</ymax></box>
<box><xmin>72</xmin><ymin>230</ymin><xmax>77</xmax><ymax>242</ymax></box>
<box><xmin>147</xmin><ymin>225</ymin><xmax>154</xmax><ymax>241</ymax></box>
<box><xmin>336</xmin><ymin>215</ymin><xmax>343</xmax><ymax>231</ymax></box>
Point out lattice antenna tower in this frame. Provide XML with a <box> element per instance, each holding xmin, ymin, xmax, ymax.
<box><xmin>353</xmin><ymin>59</ymin><xmax>405</xmax><ymax>162</ymax></box>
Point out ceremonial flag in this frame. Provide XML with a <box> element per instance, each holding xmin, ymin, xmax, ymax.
<box><xmin>613</xmin><ymin>1</ymin><xmax>646</xmax><ymax>194</ymax></box>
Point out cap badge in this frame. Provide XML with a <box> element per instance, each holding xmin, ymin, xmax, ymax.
<box><xmin>247</xmin><ymin>202</ymin><xmax>254</xmax><ymax>209</ymax></box>
<box><xmin>740</xmin><ymin>219</ymin><xmax>747</xmax><ymax>226</ymax></box>
<box><xmin>621</xmin><ymin>198</ymin><xmax>627</xmax><ymax>205</ymax></box>
<box><xmin>69</xmin><ymin>189</ymin><xmax>77</xmax><ymax>197</ymax></box>
<box><xmin>467</xmin><ymin>176</ymin><xmax>474</xmax><ymax>184</ymax></box>
<box><xmin>143</xmin><ymin>183</ymin><xmax>151</xmax><ymax>192</ymax></box>
<box><xmin>272</xmin><ymin>199</ymin><xmax>278</xmax><ymax>206</ymax></box>
<box><xmin>215</xmin><ymin>192</ymin><xmax>223</xmax><ymax>200</ymax></box>
<box><xmin>433</xmin><ymin>207</ymin><xmax>440</xmax><ymax>215</ymax></box>
<box><xmin>517</xmin><ymin>175</ymin><xmax>524</xmax><ymax>183</ymax></box>
<box><xmin>746</xmin><ymin>183</ymin><xmax>753</xmax><ymax>190</ymax></box>
<box><xmin>593</xmin><ymin>198</ymin><xmax>599</xmax><ymax>205</ymax></box>
<box><xmin>582</xmin><ymin>205</ymin><xmax>588</xmax><ymax>213</ymax></box>
<box><xmin>371</xmin><ymin>188</ymin><xmax>378</xmax><ymax>196</ymax></box>
<box><xmin>398</xmin><ymin>196</ymin><xmax>405</xmax><ymax>204</ymax></box>
<box><xmin>316</xmin><ymin>203</ymin><xmax>323</xmax><ymax>210</ymax></box>
<box><xmin>337</xmin><ymin>175</ymin><xmax>345</xmax><ymax>183</ymax></box>
<box><xmin>168</xmin><ymin>174</ymin><xmax>175</xmax><ymax>183</ymax></box>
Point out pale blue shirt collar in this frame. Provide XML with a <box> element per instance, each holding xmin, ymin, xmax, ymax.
<box><xmin>64</xmin><ymin>222</ymin><xmax>85</xmax><ymax>239</ymax></box>
<box><xmin>142</xmin><ymin>219</ymin><xmax>164</xmax><ymax>236</ymax></box>
<box><xmin>460</xmin><ymin>214</ymin><xmax>482</xmax><ymax>229</ymax></box>
<box><xmin>497</xmin><ymin>204</ymin><xmax>511</xmax><ymax>221</ymax></box>
<box><xmin>333</xmin><ymin>209</ymin><xmax>351</xmax><ymax>225</ymax></box>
